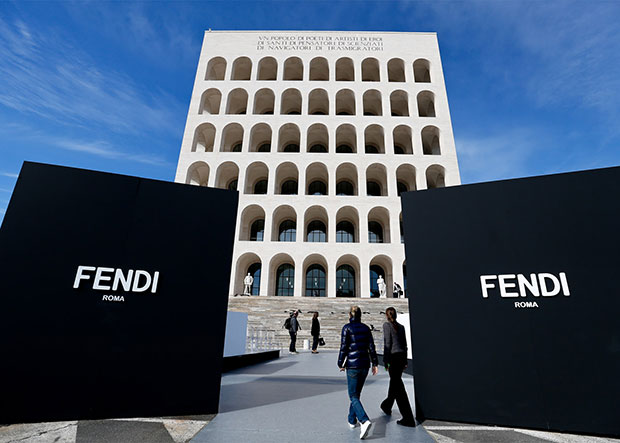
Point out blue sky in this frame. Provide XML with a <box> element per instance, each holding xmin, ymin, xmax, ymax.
<box><xmin>1</xmin><ymin>1</ymin><xmax>620</xmax><ymax>221</ymax></box>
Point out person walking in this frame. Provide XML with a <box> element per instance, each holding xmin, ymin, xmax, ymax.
<box><xmin>289</xmin><ymin>310</ymin><xmax>301</xmax><ymax>354</ymax></box>
<box><xmin>337</xmin><ymin>306</ymin><xmax>379</xmax><ymax>440</ymax></box>
<box><xmin>380</xmin><ymin>307</ymin><xmax>416</xmax><ymax>427</ymax></box>
<box><xmin>311</xmin><ymin>312</ymin><xmax>321</xmax><ymax>353</ymax></box>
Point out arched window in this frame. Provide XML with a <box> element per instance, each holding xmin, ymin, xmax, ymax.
<box><xmin>309</xmin><ymin>57</ymin><xmax>329</xmax><ymax>81</ymax></box>
<box><xmin>336</xmin><ymin>58</ymin><xmax>354</xmax><ymax>81</ymax></box>
<box><xmin>336</xmin><ymin>221</ymin><xmax>354</xmax><ymax>243</ymax></box>
<box><xmin>308</xmin><ymin>180</ymin><xmax>327</xmax><ymax>195</ymax></box>
<box><xmin>363</xmin><ymin>90</ymin><xmax>382</xmax><ymax>116</ymax></box>
<box><xmin>276</xmin><ymin>264</ymin><xmax>295</xmax><ymax>296</ymax></box>
<box><xmin>227</xmin><ymin>179</ymin><xmax>238</xmax><ymax>191</ymax></box>
<box><xmin>365</xmin><ymin>145</ymin><xmax>379</xmax><ymax>154</ymax></box>
<box><xmin>306</xmin><ymin>221</ymin><xmax>326</xmax><ymax>242</ymax></box>
<box><xmin>226</xmin><ymin>89</ymin><xmax>248</xmax><ymax>114</ymax></box>
<box><xmin>254</xmin><ymin>179</ymin><xmax>268</xmax><ymax>194</ymax></box>
<box><xmin>369</xmin><ymin>265</ymin><xmax>385</xmax><ymax>298</ymax></box>
<box><xmin>413</xmin><ymin>59</ymin><xmax>431</xmax><ymax>83</ymax></box>
<box><xmin>336</xmin><ymin>89</ymin><xmax>355</xmax><ymax>115</ymax></box>
<box><xmin>258</xmin><ymin>143</ymin><xmax>271</xmax><ymax>152</ymax></box>
<box><xmin>253</xmin><ymin>89</ymin><xmax>275</xmax><ymax>115</ymax></box>
<box><xmin>394</xmin><ymin>145</ymin><xmax>405</xmax><ymax>155</ymax></box>
<box><xmin>397</xmin><ymin>181</ymin><xmax>408</xmax><ymax>196</ymax></box>
<box><xmin>283</xmin><ymin>57</ymin><xmax>303</xmax><ymax>81</ymax></box>
<box><xmin>278</xmin><ymin>220</ymin><xmax>296</xmax><ymax>242</ymax></box>
<box><xmin>388</xmin><ymin>58</ymin><xmax>405</xmax><ymax>82</ymax></box>
<box><xmin>257</xmin><ymin>57</ymin><xmax>277</xmax><ymax>80</ymax></box>
<box><xmin>281</xmin><ymin>180</ymin><xmax>298</xmax><ymax>195</ymax></box>
<box><xmin>368</xmin><ymin>221</ymin><xmax>383</xmax><ymax>243</ymax></box>
<box><xmin>283</xmin><ymin>144</ymin><xmax>300</xmax><ymax>153</ymax></box>
<box><xmin>250</xmin><ymin>219</ymin><xmax>264</xmax><ymax>241</ymax></box>
<box><xmin>336</xmin><ymin>265</ymin><xmax>356</xmax><ymax>297</ymax></box>
<box><xmin>417</xmin><ymin>91</ymin><xmax>436</xmax><ymax>117</ymax></box>
<box><xmin>362</xmin><ymin>58</ymin><xmax>380</xmax><ymax>82</ymax></box>
<box><xmin>337</xmin><ymin>145</ymin><xmax>353</xmax><ymax>153</ymax></box>
<box><xmin>231</xmin><ymin>57</ymin><xmax>252</xmax><ymax>80</ymax></box>
<box><xmin>199</xmin><ymin>89</ymin><xmax>222</xmax><ymax>114</ymax></box>
<box><xmin>422</xmin><ymin>126</ymin><xmax>441</xmax><ymax>155</ymax></box>
<box><xmin>305</xmin><ymin>264</ymin><xmax>326</xmax><ymax>297</ymax></box>
<box><xmin>205</xmin><ymin>57</ymin><xmax>226</xmax><ymax>80</ymax></box>
<box><xmin>247</xmin><ymin>263</ymin><xmax>261</xmax><ymax>296</ymax></box>
<box><xmin>366</xmin><ymin>181</ymin><xmax>381</xmax><ymax>196</ymax></box>
<box><xmin>336</xmin><ymin>180</ymin><xmax>354</xmax><ymax>196</ymax></box>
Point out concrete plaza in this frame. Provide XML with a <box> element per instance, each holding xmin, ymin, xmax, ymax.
<box><xmin>1</xmin><ymin>351</ymin><xmax>618</xmax><ymax>442</ymax></box>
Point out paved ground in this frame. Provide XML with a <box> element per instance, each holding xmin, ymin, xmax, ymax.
<box><xmin>1</xmin><ymin>351</ymin><xmax>618</xmax><ymax>442</ymax></box>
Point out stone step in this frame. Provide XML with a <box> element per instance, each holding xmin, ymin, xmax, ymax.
<box><xmin>227</xmin><ymin>296</ymin><xmax>409</xmax><ymax>352</ymax></box>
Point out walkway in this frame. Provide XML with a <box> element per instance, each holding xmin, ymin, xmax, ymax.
<box><xmin>192</xmin><ymin>350</ymin><xmax>431</xmax><ymax>442</ymax></box>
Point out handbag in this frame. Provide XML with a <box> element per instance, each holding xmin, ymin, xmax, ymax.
<box><xmin>319</xmin><ymin>337</ymin><xmax>325</xmax><ymax>346</ymax></box>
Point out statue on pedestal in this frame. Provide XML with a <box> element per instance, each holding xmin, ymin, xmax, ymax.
<box><xmin>377</xmin><ymin>275</ymin><xmax>387</xmax><ymax>298</ymax></box>
<box><xmin>243</xmin><ymin>273</ymin><xmax>254</xmax><ymax>296</ymax></box>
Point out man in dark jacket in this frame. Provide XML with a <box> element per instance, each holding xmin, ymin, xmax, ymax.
<box><xmin>289</xmin><ymin>310</ymin><xmax>300</xmax><ymax>354</ymax></box>
<box><xmin>337</xmin><ymin>306</ymin><xmax>378</xmax><ymax>440</ymax></box>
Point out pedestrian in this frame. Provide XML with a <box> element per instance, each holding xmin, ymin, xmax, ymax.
<box><xmin>311</xmin><ymin>312</ymin><xmax>321</xmax><ymax>353</ymax></box>
<box><xmin>289</xmin><ymin>310</ymin><xmax>301</xmax><ymax>354</ymax></box>
<box><xmin>380</xmin><ymin>307</ymin><xmax>416</xmax><ymax>427</ymax></box>
<box><xmin>337</xmin><ymin>305</ymin><xmax>379</xmax><ymax>440</ymax></box>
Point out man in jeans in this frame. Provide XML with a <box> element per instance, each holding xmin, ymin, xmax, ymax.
<box><xmin>337</xmin><ymin>306</ymin><xmax>379</xmax><ymax>440</ymax></box>
<box><xmin>289</xmin><ymin>310</ymin><xmax>300</xmax><ymax>354</ymax></box>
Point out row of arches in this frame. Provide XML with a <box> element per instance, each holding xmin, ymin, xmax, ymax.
<box><xmin>200</xmin><ymin>88</ymin><xmax>435</xmax><ymax>117</ymax></box>
<box><xmin>235</xmin><ymin>252</ymin><xmax>408</xmax><ymax>298</ymax></box>
<box><xmin>206</xmin><ymin>56</ymin><xmax>431</xmax><ymax>83</ymax></box>
<box><xmin>186</xmin><ymin>161</ymin><xmax>446</xmax><ymax>195</ymax></box>
<box><xmin>239</xmin><ymin>204</ymin><xmax>401</xmax><ymax>244</ymax></box>
<box><xmin>192</xmin><ymin>123</ymin><xmax>441</xmax><ymax>155</ymax></box>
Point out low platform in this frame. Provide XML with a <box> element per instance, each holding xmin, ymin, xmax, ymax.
<box><xmin>222</xmin><ymin>350</ymin><xmax>280</xmax><ymax>373</ymax></box>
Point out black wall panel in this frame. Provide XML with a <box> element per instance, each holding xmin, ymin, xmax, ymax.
<box><xmin>402</xmin><ymin>166</ymin><xmax>620</xmax><ymax>437</ymax></box>
<box><xmin>0</xmin><ymin>162</ymin><xmax>238</xmax><ymax>423</ymax></box>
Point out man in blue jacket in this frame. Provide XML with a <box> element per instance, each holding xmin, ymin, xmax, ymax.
<box><xmin>338</xmin><ymin>305</ymin><xmax>379</xmax><ymax>440</ymax></box>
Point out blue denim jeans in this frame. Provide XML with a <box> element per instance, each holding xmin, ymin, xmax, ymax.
<box><xmin>346</xmin><ymin>367</ymin><xmax>369</xmax><ymax>424</ymax></box>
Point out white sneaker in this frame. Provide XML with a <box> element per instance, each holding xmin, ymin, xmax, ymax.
<box><xmin>360</xmin><ymin>420</ymin><xmax>372</xmax><ymax>439</ymax></box>
<box><xmin>348</xmin><ymin>421</ymin><xmax>357</xmax><ymax>429</ymax></box>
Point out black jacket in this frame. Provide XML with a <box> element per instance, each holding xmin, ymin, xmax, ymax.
<box><xmin>337</xmin><ymin>318</ymin><xmax>378</xmax><ymax>369</ymax></box>
<box><xmin>311</xmin><ymin>318</ymin><xmax>320</xmax><ymax>337</ymax></box>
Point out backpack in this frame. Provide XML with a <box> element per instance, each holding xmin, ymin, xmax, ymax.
<box><xmin>284</xmin><ymin>317</ymin><xmax>292</xmax><ymax>330</ymax></box>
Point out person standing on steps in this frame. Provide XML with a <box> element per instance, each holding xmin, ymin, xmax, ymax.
<box><xmin>311</xmin><ymin>311</ymin><xmax>321</xmax><ymax>353</ymax></box>
<box><xmin>337</xmin><ymin>306</ymin><xmax>379</xmax><ymax>440</ymax></box>
<box><xmin>380</xmin><ymin>307</ymin><xmax>416</xmax><ymax>427</ymax></box>
<box><xmin>288</xmin><ymin>310</ymin><xmax>301</xmax><ymax>354</ymax></box>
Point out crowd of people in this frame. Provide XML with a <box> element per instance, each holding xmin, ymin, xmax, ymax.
<box><xmin>283</xmin><ymin>306</ymin><xmax>415</xmax><ymax>440</ymax></box>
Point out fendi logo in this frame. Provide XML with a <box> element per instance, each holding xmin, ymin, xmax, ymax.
<box><xmin>480</xmin><ymin>273</ymin><xmax>570</xmax><ymax>308</ymax></box>
<box><xmin>73</xmin><ymin>266</ymin><xmax>160</xmax><ymax>302</ymax></box>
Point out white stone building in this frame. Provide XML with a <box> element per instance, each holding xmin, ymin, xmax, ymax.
<box><xmin>175</xmin><ymin>30</ymin><xmax>460</xmax><ymax>298</ymax></box>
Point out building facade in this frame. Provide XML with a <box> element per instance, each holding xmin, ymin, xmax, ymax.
<box><xmin>175</xmin><ymin>31</ymin><xmax>461</xmax><ymax>298</ymax></box>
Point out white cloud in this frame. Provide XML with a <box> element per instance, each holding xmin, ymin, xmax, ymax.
<box><xmin>0</xmin><ymin>188</ymin><xmax>11</xmax><ymax>192</ymax></box>
<box><xmin>0</xmin><ymin>172</ymin><xmax>19</xmax><ymax>178</ymax></box>
<box><xmin>52</xmin><ymin>139</ymin><xmax>172</xmax><ymax>167</ymax></box>
<box><xmin>0</xmin><ymin>17</ymin><xmax>183</xmax><ymax>136</ymax></box>
<box><xmin>456</xmin><ymin>130</ymin><xmax>543</xmax><ymax>184</ymax></box>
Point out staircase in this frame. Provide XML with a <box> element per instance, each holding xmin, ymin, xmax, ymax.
<box><xmin>227</xmin><ymin>296</ymin><xmax>409</xmax><ymax>353</ymax></box>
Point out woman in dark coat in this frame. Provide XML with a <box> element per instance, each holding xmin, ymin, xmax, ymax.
<box><xmin>381</xmin><ymin>307</ymin><xmax>416</xmax><ymax>427</ymax></box>
<box><xmin>311</xmin><ymin>311</ymin><xmax>320</xmax><ymax>353</ymax></box>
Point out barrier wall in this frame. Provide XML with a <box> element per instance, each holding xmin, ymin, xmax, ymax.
<box><xmin>0</xmin><ymin>162</ymin><xmax>238</xmax><ymax>423</ymax></box>
<box><xmin>402</xmin><ymin>166</ymin><xmax>620</xmax><ymax>437</ymax></box>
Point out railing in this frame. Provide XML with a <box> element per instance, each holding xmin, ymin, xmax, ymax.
<box><xmin>246</xmin><ymin>327</ymin><xmax>278</xmax><ymax>352</ymax></box>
